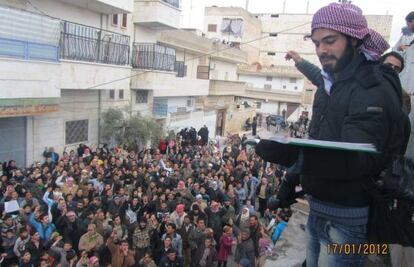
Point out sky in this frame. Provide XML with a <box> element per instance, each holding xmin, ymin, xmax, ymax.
<box><xmin>198</xmin><ymin>0</ymin><xmax>410</xmax><ymax>46</ymax></box>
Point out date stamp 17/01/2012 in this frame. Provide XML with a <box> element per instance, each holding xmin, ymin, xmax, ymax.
<box><xmin>327</xmin><ymin>243</ymin><xmax>389</xmax><ymax>256</ymax></box>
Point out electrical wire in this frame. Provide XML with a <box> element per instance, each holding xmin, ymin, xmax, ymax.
<box><xmin>85</xmin><ymin>21</ymin><xmax>311</xmax><ymax>90</ymax></box>
<box><xmin>21</xmin><ymin>0</ymin><xmax>312</xmax><ymax>99</ymax></box>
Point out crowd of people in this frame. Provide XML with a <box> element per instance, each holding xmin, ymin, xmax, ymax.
<box><xmin>0</xmin><ymin>126</ymin><xmax>290</xmax><ymax>267</ymax></box>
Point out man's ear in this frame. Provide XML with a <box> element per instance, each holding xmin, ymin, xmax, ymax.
<box><xmin>352</xmin><ymin>38</ymin><xmax>362</xmax><ymax>48</ymax></box>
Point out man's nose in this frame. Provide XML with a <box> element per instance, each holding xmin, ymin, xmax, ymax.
<box><xmin>317</xmin><ymin>43</ymin><xmax>328</xmax><ymax>56</ymax></box>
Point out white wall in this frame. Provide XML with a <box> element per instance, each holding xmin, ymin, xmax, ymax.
<box><xmin>131</xmin><ymin>70</ymin><xmax>210</xmax><ymax>97</ymax></box>
<box><xmin>134</xmin><ymin>25</ymin><xmax>159</xmax><ymax>43</ymax></box>
<box><xmin>133</xmin><ymin>0</ymin><xmax>181</xmax><ymax>29</ymax></box>
<box><xmin>60</xmin><ymin>61</ymin><xmax>131</xmax><ymax>90</ymax></box>
<box><xmin>168</xmin><ymin>110</ymin><xmax>217</xmax><ymax>139</ymax></box>
<box><xmin>27</xmin><ymin>89</ymin><xmax>131</xmax><ymax>164</ymax></box>
<box><xmin>239</xmin><ymin>74</ymin><xmax>304</xmax><ymax>92</ymax></box>
<box><xmin>0</xmin><ymin>59</ymin><xmax>60</xmax><ymax>99</ymax></box>
<box><xmin>210</xmin><ymin>59</ymin><xmax>238</xmax><ymax>81</ymax></box>
<box><xmin>180</xmin><ymin>0</ymin><xmax>206</xmax><ymax>31</ymax></box>
<box><xmin>166</xmin><ymin>97</ymin><xmax>195</xmax><ymax>112</ymax></box>
<box><xmin>259</xmin><ymin>102</ymin><xmax>279</xmax><ymax>114</ymax></box>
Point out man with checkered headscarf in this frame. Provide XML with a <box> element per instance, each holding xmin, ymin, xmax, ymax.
<box><xmin>256</xmin><ymin>3</ymin><xmax>410</xmax><ymax>267</ymax></box>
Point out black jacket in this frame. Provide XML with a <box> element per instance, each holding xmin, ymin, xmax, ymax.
<box><xmin>257</xmin><ymin>54</ymin><xmax>410</xmax><ymax>207</ymax></box>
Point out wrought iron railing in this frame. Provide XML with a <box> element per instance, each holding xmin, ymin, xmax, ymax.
<box><xmin>60</xmin><ymin>21</ymin><xmax>130</xmax><ymax>65</ymax></box>
<box><xmin>131</xmin><ymin>43</ymin><xmax>176</xmax><ymax>72</ymax></box>
<box><xmin>162</xmin><ymin>0</ymin><xmax>180</xmax><ymax>9</ymax></box>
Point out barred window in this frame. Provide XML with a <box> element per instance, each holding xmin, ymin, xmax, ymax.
<box><xmin>65</xmin><ymin>120</ymin><xmax>88</xmax><ymax>145</ymax></box>
<box><xmin>136</xmin><ymin>90</ymin><xmax>148</xmax><ymax>104</ymax></box>
<box><xmin>119</xmin><ymin>89</ymin><xmax>124</xmax><ymax>99</ymax></box>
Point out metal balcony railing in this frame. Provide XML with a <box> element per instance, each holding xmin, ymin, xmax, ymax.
<box><xmin>131</xmin><ymin>43</ymin><xmax>176</xmax><ymax>72</ymax></box>
<box><xmin>162</xmin><ymin>0</ymin><xmax>180</xmax><ymax>8</ymax></box>
<box><xmin>60</xmin><ymin>21</ymin><xmax>130</xmax><ymax>65</ymax></box>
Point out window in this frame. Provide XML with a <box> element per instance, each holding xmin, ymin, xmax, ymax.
<box><xmin>174</xmin><ymin>61</ymin><xmax>187</xmax><ymax>77</ymax></box>
<box><xmin>109</xmin><ymin>90</ymin><xmax>115</xmax><ymax>99</ymax></box>
<box><xmin>221</xmin><ymin>18</ymin><xmax>243</xmax><ymax>37</ymax></box>
<box><xmin>112</xmin><ymin>14</ymin><xmax>118</xmax><ymax>26</ymax></box>
<box><xmin>119</xmin><ymin>89</ymin><xmax>124</xmax><ymax>99</ymax></box>
<box><xmin>256</xmin><ymin>102</ymin><xmax>262</xmax><ymax>108</ymax></box>
<box><xmin>267</xmin><ymin>52</ymin><xmax>276</xmax><ymax>56</ymax></box>
<box><xmin>289</xmin><ymin>78</ymin><xmax>297</xmax><ymax>83</ymax></box>
<box><xmin>266</xmin><ymin>76</ymin><xmax>272</xmax><ymax>81</ymax></box>
<box><xmin>136</xmin><ymin>90</ymin><xmax>148</xmax><ymax>104</ymax></box>
<box><xmin>208</xmin><ymin>24</ymin><xmax>217</xmax><ymax>32</ymax></box>
<box><xmin>122</xmin><ymin>14</ymin><xmax>127</xmax><ymax>28</ymax></box>
<box><xmin>283</xmin><ymin>85</ymin><xmax>287</xmax><ymax>89</ymax></box>
<box><xmin>197</xmin><ymin>65</ymin><xmax>210</xmax><ymax>79</ymax></box>
<box><xmin>271</xmin><ymin>14</ymin><xmax>279</xmax><ymax>18</ymax></box>
<box><xmin>65</xmin><ymin>120</ymin><xmax>88</xmax><ymax>145</ymax></box>
<box><xmin>294</xmin><ymin>86</ymin><xmax>298</xmax><ymax>90</ymax></box>
<box><xmin>264</xmin><ymin>84</ymin><xmax>272</xmax><ymax>90</ymax></box>
<box><xmin>187</xmin><ymin>99</ymin><xmax>194</xmax><ymax>107</ymax></box>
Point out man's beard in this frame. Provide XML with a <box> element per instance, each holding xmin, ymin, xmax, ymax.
<box><xmin>319</xmin><ymin>39</ymin><xmax>355</xmax><ymax>75</ymax></box>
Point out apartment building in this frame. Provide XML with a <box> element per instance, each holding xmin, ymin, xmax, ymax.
<box><xmin>131</xmin><ymin>0</ymin><xmax>247</xmax><ymax>137</ymax></box>
<box><xmin>203</xmin><ymin>7</ymin><xmax>393</xmax><ymax>123</ymax></box>
<box><xmin>0</xmin><ymin>0</ymin><xmax>133</xmax><ymax>166</ymax></box>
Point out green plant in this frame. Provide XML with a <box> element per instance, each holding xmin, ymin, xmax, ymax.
<box><xmin>100</xmin><ymin>108</ymin><xmax>163</xmax><ymax>149</ymax></box>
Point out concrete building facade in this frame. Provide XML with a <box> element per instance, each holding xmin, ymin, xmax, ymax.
<box><xmin>0</xmin><ymin>0</ymin><xmax>134</xmax><ymax>166</ymax></box>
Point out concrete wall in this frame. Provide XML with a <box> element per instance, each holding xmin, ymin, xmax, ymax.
<box><xmin>0</xmin><ymin>59</ymin><xmax>60</xmax><ymax>99</ymax></box>
<box><xmin>25</xmin><ymin>89</ymin><xmax>130</xmax><ymax>165</ymax></box>
<box><xmin>134</xmin><ymin>25</ymin><xmax>159</xmax><ymax>42</ymax></box>
<box><xmin>225</xmin><ymin>106</ymin><xmax>256</xmax><ymax>133</ymax></box>
<box><xmin>168</xmin><ymin>110</ymin><xmax>217</xmax><ymax>139</ymax></box>
<box><xmin>180</xmin><ymin>0</ymin><xmax>206</xmax><ymax>31</ymax></box>
<box><xmin>133</xmin><ymin>0</ymin><xmax>181</xmax><ymax>29</ymax></box>
<box><xmin>259</xmin><ymin>101</ymin><xmax>279</xmax><ymax>114</ymax></box>
<box><xmin>131</xmin><ymin>70</ymin><xmax>210</xmax><ymax>97</ymax></box>
<box><xmin>239</xmin><ymin>74</ymin><xmax>304</xmax><ymax>92</ymax></box>
<box><xmin>60</xmin><ymin>61</ymin><xmax>131</xmax><ymax>90</ymax></box>
<box><xmin>210</xmin><ymin>59</ymin><xmax>238</xmax><ymax>81</ymax></box>
<box><xmin>166</xmin><ymin>96</ymin><xmax>195</xmax><ymax>113</ymax></box>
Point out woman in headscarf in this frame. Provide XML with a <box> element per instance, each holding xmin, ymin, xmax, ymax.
<box><xmin>236</xmin><ymin>207</ymin><xmax>251</xmax><ymax>233</ymax></box>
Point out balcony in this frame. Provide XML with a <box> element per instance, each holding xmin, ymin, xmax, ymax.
<box><xmin>131</xmin><ymin>70</ymin><xmax>209</xmax><ymax>97</ymax></box>
<box><xmin>0</xmin><ymin>6</ymin><xmax>60</xmax><ymax>62</ymax></box>
<box><xmin>60</xmin><ymin>21</ymin><xmax>130</xmax><ymax>66</ymax></box>
<box><xmin>209</xmin><ymin>80</ymin><xmax>247</xmax><ymax>96</ymax></box>
<box><xmin>244</xmin><ymin>86</ymin><xmax>303</xmax><ymax>104</ymax></box>
<box><xmin>134</xmin><ymin>0</ymin><xmax>181</xmax><ymax>29</ymax></box>
<box><xmin>58</xmin><ymin>0</ymin><xmax>133</xmax><ymax>14</ymax></box>
<box><xmin>131</xmin><ymin>43</ymin><xmax>176</xmax><ymax>71</ymax></box>
<box><xmin>0</xmin><ymin>6</ymin><xmax>60</xmax><ymax>116</ymax></box>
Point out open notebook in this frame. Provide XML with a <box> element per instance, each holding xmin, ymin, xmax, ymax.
<box><xmin>249</xmin><ymin>137</ymin><xmax>378</xmax><ymax>153</ymax></box>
